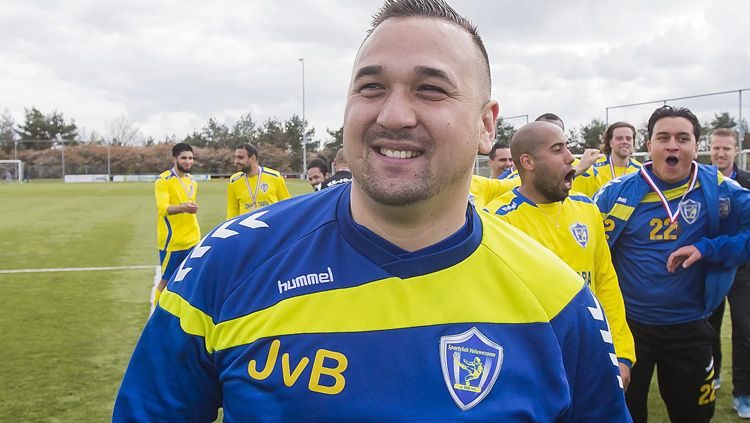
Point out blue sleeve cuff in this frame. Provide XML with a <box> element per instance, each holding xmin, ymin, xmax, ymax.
<box><xmin>617</xmin><ymin>358</ymin><xmax>633</xmax><ymax>368</ymax></box>
<box><xmin>693</xmin><ymin>239</ymin><xmax>714</xmax><ymax>262</ymax></box>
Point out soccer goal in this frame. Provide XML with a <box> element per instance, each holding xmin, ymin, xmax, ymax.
<box><xmin>0</xmin><ymin>160</ymin><xmax>24</xmax><ymax>183</ymax></box>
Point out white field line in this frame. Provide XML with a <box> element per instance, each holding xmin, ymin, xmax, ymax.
<box><xmin>0</xmin><ymin>265</ymin><xmax>157</xmax><ymax>274</ymax></box>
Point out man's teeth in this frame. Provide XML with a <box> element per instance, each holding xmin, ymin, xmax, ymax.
<box><xmin>380</xmin><ymin>148</ymin><xmax>420</xmax><ymax>159</ymax></box>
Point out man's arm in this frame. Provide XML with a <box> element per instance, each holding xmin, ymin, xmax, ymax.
<box><xmin>574</xmin><ymin>149</ymin><xmax>605</xmax><ymax>177</ymax></box>
<box><xmin>551</xmin><ymin>287</ymin><xmax>631</xmax><ymax>422</ymax></box>
<box><xmin>227</xmin><ymin>181</ymin><xmax>239</xmax><ymax>219</ymax></box>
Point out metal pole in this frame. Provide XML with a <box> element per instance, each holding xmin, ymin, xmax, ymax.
<box><xmin>59</xmin><ymin>135</ymin><xmax>65</xmax><ymax>180</ymax></box>
<box><xmin>299</xmin><ymin>58</ymin><xmax>307</xmax><ymax>177</ymax></box>
<box><xmin>107</xmin><ymin>140</ymin><xmax>111</xmax><ymax>181</ymax></box>
<box><xmin>13</xmin><ymin>139</ymin><xmax>17</xmax><ymax>161</ymax></box>
<box><xmin>605</xmin><ymin>107</ymin><xmax>609</xmax><ymax>125</ymax></box>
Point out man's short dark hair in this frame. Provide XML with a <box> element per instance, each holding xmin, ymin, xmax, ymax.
<box><xmin>535</xmin><ymin>113</ymin><xmax>565</xmax><ymax>130</ymax></box>
<box><xmin>172</xmin><ymin>143</ymin><xmax>193</xmax><ymax>157</ymax></box>
<box><xmin>367</xmin><ymin>0</ymin><xmax>490</xmax><ymax>93</ymax></box>
<box><xmin>647</xmin><ymin>105</ymin><xmax>701</xmax><ymax>142</ymax></box>
<box><xmin>237</xmin><ymin>144</ymin><xmax>258</xmax><ymax>160</ymax></box>
<box><xmin>308</xmin><ymin>158</ymin><xmax>329</xmax><ymax>175</ymax></box>
<box><xmin>602</xmin><ymin>122</ymin><xmax>636</xmax><ymax>155</ymax></box>
<box><xmin>488</xmin><ymin>142</ymin><xmax>506</xmax><ymax>160</ymax></box>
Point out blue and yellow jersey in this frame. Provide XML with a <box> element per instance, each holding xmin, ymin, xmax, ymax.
<box><xmin>469</xmin><ymin>175</ymin><xmax>518</xmax><ymax>209</ymax></box>
<box><xmin>115</xmin><ymin>185</ymin><xmax>630</xmax><ymax>422</ymax></box>
<box><xmin>606</xmin><ymin>167</ymin><xmax>709</xmax><ymax>325</ymax></box>
<box><xmin>488</xmin><ymin>157</ymin><xmax>601</xmax><ymax>199</ymax></box>
<box><xmin>485</xmin><ymin>188</ymin><xmax>635</xmax><ymax>366</ymax></box>
<box><xmin>155</xmin><ymin>169</ymin><xmax>200</xmax><ymax>251</ymax></box>
<box><xmin>226</xmin><ymin>167</ymin><xmax>291</xmax><ymax>219</ymax></box>
<box><xmin>594</xmin><ymin>156</ymin><xmax>642</xmax><ymax>187</ymax></box>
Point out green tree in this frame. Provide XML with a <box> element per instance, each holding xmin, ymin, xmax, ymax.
<box><xmin>0</xmin><ymin>109</ymin><xmax>15</xmax><ymax>153</ymax></box>
<box><xmin>579</xmin><ymin>118</ymin><xmax>606</xmax><ymax>150</ymax></box>
<box><xmin>230</xmin><ymin>113</ymin><xmax>257</xmax><ymax>147</ymax></box>
<box><xmin>15</xmin><ymin>107</ymin><xmax>78</xmax><ymax>150</ymax></box>
<box><xmin>494</xmin><ymin>117</ymin><xmax>516</xmax><ymax>147</ymax></box>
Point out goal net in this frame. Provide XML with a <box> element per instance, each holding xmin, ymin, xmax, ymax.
<box><xmin>0</xmin><ymin>160</ymin><xmax>24</xmax><ymax>183</ymax></box>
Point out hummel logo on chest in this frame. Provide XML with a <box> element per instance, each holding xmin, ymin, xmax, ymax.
<box><xmin>278</xmin><ymin>267</ymin><xmax>334</xmax><ymax>294</ymax></box>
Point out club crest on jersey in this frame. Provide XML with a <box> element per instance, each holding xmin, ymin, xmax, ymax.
<box><xmin>260</xmin><ymin>182</ymin><xmax>269</xmax><ymax>193</ymax></box>
<box><xmin>440</xmin><ymin>327</ymin><xmax>503</xmax><ymax>411</ymax></box>
<box><xmin>719</xmin><ymin>197</ymin><xmax>731</xmax><ymax>219</ymax></box>
<box><xmin>569</xmin><ymin>222</ymin><xmax>589</xmax><ymax>247</ymax></box>
<box><xmin>680</xmin><ymin>199</ymin><xmax>701</xmax><ymax>225</ymax></box>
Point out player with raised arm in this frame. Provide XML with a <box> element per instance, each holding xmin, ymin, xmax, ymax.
<box><xmin>153</xmin><ymin>143</ymin><xmax>200</xmax><ymax>305</ymax></box>
<box><xmin>115</xmin><ymin>1</ymin><xmax>630</xmax><ymax>421</ymax></box>
<box><xmin>594</xmin><ymin>121</ymin><xmax>642</xmax><ymax>186</ymax></box>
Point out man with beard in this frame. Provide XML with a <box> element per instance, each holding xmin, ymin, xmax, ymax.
<box><xmin>115</xmin><ymin>1</ymin><xmax>629</xmax><ymax>421</ymax></box>
<box><xmin>595</xmin><ymin>106</ymin><xmax>750</xmax><ymax>423</ymax></box>
<box><xmin>595</xmin><ymin>121</ymin><xmax>642</xmax><ymax>186</ymax></box>
<box><xmin>153</xmin><ymin>143</ymin><xmax>200</xmax><ymax>304</ymax></box>
<box><xmin>226</xmin><ymin>143</ymin><xmax>291</xmax><ymax>219</ymax></box>
<box><xmin>307</xmin><ymin>158</ymin><xmax>330</xmax><ymax>191</ymax></box>
<box><xmin>484</xmin><ymin>121</ymin><xmax>635</xmax><ymax>390</ymax></box>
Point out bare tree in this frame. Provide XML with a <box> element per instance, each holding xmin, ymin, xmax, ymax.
<box><xmin>108</xmin><ymin>115</ymin><xmax>141</xmax><ymax>145</ymax></box>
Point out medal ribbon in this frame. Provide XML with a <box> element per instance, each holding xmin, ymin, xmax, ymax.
<box><xmin>243</xmin><ymin>166</ymin><xmax>263</xmax><ymax>209</ymax></box>
<box><xmin>639</xmin><ymin>161</ymin><xmax>699</xmax><ymax>225</ymax></box>
<box><xmin>171</xmin><ymin>168</ymin><xmax>194</xmax><ymax>200</ymax></box>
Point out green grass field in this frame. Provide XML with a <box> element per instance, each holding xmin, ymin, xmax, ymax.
<box><xmin>0</xmin><ymin>179</ymin><xmax>741</xmax><ymax>421</ymax></box>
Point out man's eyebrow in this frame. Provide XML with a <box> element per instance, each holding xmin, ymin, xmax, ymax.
<box><xmin>353</xmin><ymin>65</ymin><xmax>383</xmax><ymax>81</ymax></box>
<box><xmin>415</xmin><ymin>66</ymin><xmax>457</xmax><ymax>89</ymax></box>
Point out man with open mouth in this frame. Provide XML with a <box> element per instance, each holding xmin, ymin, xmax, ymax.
<box><xmin>595</xmin><ymin>105</ymin><xmax>750</xmax><ymax>423</ymax></box>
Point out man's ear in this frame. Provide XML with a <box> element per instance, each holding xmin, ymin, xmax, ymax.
<box><xmin>478</xmin><ymin>100</ymin><xmax>500</xmax><ymax>155</ymax></box>
<box><xmin>519</xmin><ymin>153</ymin><xmax>534</xmax><ymax>171</ymax></box>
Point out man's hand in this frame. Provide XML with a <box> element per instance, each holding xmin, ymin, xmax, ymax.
<box><xmin>182</xmin><ymin>202</ymin><xmax>199</xmax><ymax>214</ymax></box>
<box><xmin>667</xmin><ymin>245</ymin><xmax>702</xmax><ymax>272</ymax></box>
<box><xmin>574</xmin><ymin>148</ymin><xmax>605</xmax><ymax>176</ymax></box>
<box><xmin>618</xmin><ymin>363</ymin><xmax>631</xmax><ymax>392</ymax></box>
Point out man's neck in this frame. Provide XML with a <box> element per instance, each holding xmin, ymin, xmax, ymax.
<box><xmin>518</xmin><ymin>182</ymin><xmax>557</xmax><ymax>205</ymax></box>
<box><xmin>245</xmin><ymin>165</ymin><xmax>260</xmax><ymax>176</ymax></box>
<box><xmin>610</xmin><ymin>153</ymin><xmax>629</xmax><ymax>167</ymax></box>
<box><xmin>172</xmin><ymin>167</ymin><xmax>186</xmax><ymax>177</ymax></box>
<box><xmin>349</xmin><ymin>181</ymin><xmax>469</xmax><ymax>252</ymax></box>
<box><xmin>720</xmin><ymin>165</ymin><xmax>735</xmax><ymax>177</ymax></box>
<box><xmin>490</xmin><ymin>169</ymin><xmax>501</xmax><ymax>179</ymax></box>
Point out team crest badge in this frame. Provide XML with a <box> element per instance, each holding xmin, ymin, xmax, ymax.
<box><xmin>680</xmin><ymin>199</ymin><xmax>701</xmax><ymax>225</ymax></box>
<box><xmin>260</xmin><ymin>183</ymin><xmax>269</xmax><ymax>192</ymax></box>
<box><xmin>440</xmin><ymin>327</ymin><xmax>503</xmax><ymax>411</ymax></box>
<box><xmin>719</xmin><ymin>198</ymin><xmax>731</xmax><ymax>219</ymax></box>
<box><xmin>569</xmin><ymin>222</ymin><xmax>589</xmax><ymax>247</ymax></box>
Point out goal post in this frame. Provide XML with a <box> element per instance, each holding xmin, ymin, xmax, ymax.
<box><xmin>0</xmin><ymin>160</ymin><xmax>24</xmax><ymax>183</ymax></box>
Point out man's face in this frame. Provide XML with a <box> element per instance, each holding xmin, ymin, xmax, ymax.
<box><xmin>610</xmin><ymin>127</ymin><xmax>634</xmax><ymax>160</ymax></box>
<box><xmin>647</xmin><ymin>117</ymin><xmax>698</xmax><ymax>184</ymax></box>
<box><xmin>490</xmin><ymin>148</ymin><xmax>513</xmax><ymax>173</ymax></box>
<box><xmin>234</xmin><ymin>148</ymin><xmax>257</xmax><ymax>174</ymax></box>
<box><xmin>343</xmin><ymin>17</ymin><xmax>497</xmax><ymax>206</ymax></box>
<box><xmin>710</xmin><ymin>135</ymin><xmax>738</xmax><ymax>173</ymax></box>
<box><xmin>307</xmin><ymin>167</ymin><xmax>327</xmax><ymax>188</ymax></box>
<box><xmin>173</xmin><ymin>151</ymin><xmax>194</xmax><ymax>173</ymax></box>
<box><xmin>530</xmin><ymin>128</ymin><xmax>576</xmax><ymax>202</ymax></box>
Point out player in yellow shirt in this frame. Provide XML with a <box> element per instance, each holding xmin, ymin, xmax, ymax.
<box><xmin>154</xmin><ymin>143</ymin><xmax>200</xmax><ymax>303</ymax></box>
<box><xmin>227</xmin><ymin>144</ymin><xmax>291</xmax><ymax>219</ymax></box>
<box><xmin>594</xmin><ymin>121</ymin><xmax>642</xmax><ymax>186</ymax></box>
<box><xmin>485</xmin><ymin>121</ymin><xmax>635</xmax><ymax>389</ymax></box>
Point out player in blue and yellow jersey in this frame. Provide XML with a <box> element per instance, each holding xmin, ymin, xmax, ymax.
<box><xmin>485</xmin><ymin>121</ymin><xmax>635</xmax><ymax>389</ymax></box>
<box><xmin>595</xmin><ymin>105</ymin><xmax>750</xmax><ymax>423</ymax></box>
<box><xmin>226</xmin><ymin>144</ymin><xmax>291</xmax><ymax>219</ymax></box>
<box><xmin>594</xmin><ymin>121</ymin><xmax>642</xmax><ymax>187</ymax></box>
<box><xmin>115</xmin><ymin>1</ymin><xmax>630</xmax><ymax>421</ymax></box>
<box><xmin>154</xmin><ymin>143</ymin><xmax>200</xmax><ymax>303</ymax></box>
<box><xmin>487</xmin><ymin>143</ymin><xmax>512</xmax><ymax>179</ymax></box>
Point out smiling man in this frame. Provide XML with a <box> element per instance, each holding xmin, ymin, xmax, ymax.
<box><xmin>595</xmin><ymin>121</ymin><xmax>642</xmax><ymax>186</ymax></box>
<box><xmin>595</xmin><ymin>106</ymin><xmax>750</xmax><ymax>423</ymax></box>
<box><xmin>114</xmin><ymin>1</ymin><xmax>629</xmax><ymax>421</ymax></box>
<box><xmin>226</xmin><ymin>143</ymin><xmax>291</xmax><ymax>219</ymax></box>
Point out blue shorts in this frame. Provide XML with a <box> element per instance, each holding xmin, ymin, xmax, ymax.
<box><xmin>159</xmin><ymin>249</ymin><xmax>191</xmax><ymax>282</ymax></box>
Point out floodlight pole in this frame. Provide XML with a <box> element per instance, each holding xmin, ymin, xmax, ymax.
<box><xmin>57</xmin><ymin>133</ymin><xmax>65</xmax><ymax>179</ymax></box>
<box><xmin>299</xmin><ymin>58</ymin><xmax>307</xmax><ymax>177</ymax></box>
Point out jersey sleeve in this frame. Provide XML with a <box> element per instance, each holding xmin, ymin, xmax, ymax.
<box><xmin>591</xmin><ymin>211</ymin><xmax>636</xmax><ymax>367</ymax></box>
<box><xmin>551</xmin><ymin>287</ymin><xmax>631</xmax><ymax>422</ymax></box>
<box><xmin>276</xmin><ymin>176</ymin><xmax>292</xmax><ymax>201</ymax></box>
<box><xmin>155</xmin><ymin>178</ymin><xmax>171</xmax><ymax>217</ymax></box>
<box><xmin>227</xmin><ymin>181</ymin><xmax>239</xmax><ymax>219</ymax></box>
<box><xmin>693</xmin><ymin>179</ymin><xmax>750</xmax><ymax>267</ymax></box>
<box><xmin>572</xmin><ymin>170</ymin><xmax>602</xmax><ymax>198</ymax></box>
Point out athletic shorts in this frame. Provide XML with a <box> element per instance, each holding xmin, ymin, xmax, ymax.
<box><xmin>159</xmin><ymin>249</ymin><xmax>191</xmax><ymax>282</ymax></box>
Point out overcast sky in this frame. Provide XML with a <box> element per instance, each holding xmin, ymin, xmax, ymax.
<box><xmin>1</xmin><ymin>0</ymin><xmax>749</xmax><ymax>144</ymax></box>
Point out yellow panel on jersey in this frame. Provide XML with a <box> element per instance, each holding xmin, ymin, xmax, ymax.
<box><xmin>226</xmin><ymin>167</ymin><xmax>292</xmax><ymax>219</ymax></box>
<box><xmin>485</xmin><ymin>189</ymin><xmax>635</xmax><ymax>365</ymax></box>
<box><xmin>155</xmin><ymin>169</ymin><xmax>200</xmax><ymax>251</ymax></box>
<box><xmin>160</xmin><ymin>211</ymin><xmax>584</xmax><ymax>354</ymax></box>
<box><xmin>570</xmin><ymin>158</ymin><xmax>603</xmax><ymax>198</ymax></box>
<box><xmin>594</xmin><ymin>156</ymin><xmax>642</xmax><ymax>187</ymax></box>
<box><xmin>469</xmin><ymin>175</ymin><xmax>519</xmax><ymax>209</ymax></box>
